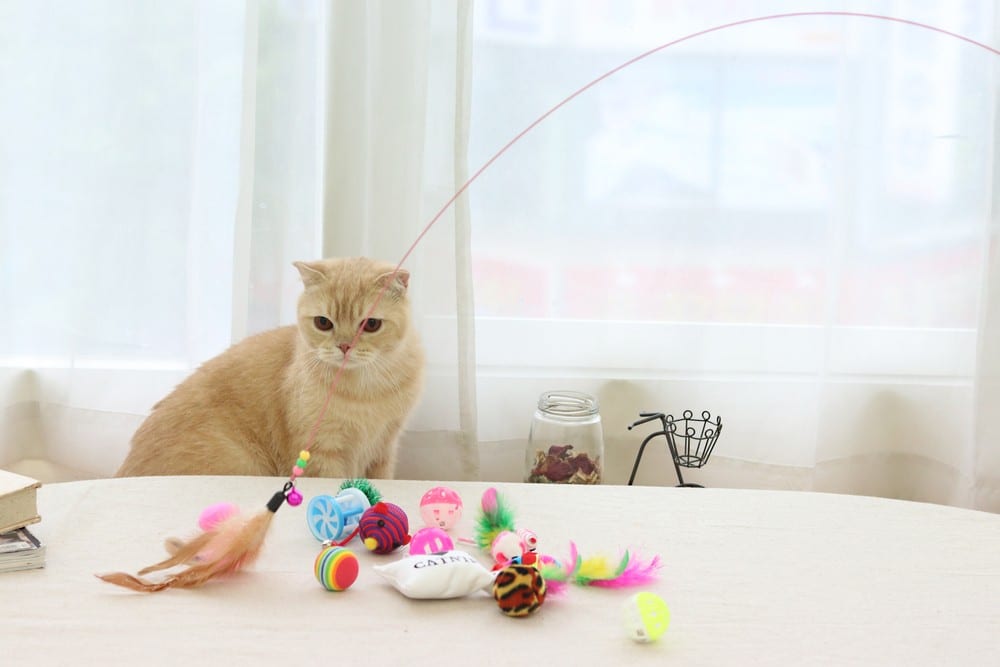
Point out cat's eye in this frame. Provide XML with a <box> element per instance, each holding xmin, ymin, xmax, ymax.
<box><xmin>314</xmin><ymin>316</ymin><xmax>334</xmax><ymax>332</ymax></box>
<box><xmin>362</xmin><ymin>318</ymin><xmax>382</xmax><ymax>333</ymax></box>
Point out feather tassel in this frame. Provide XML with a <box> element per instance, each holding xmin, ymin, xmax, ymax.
<box><xmin>474</xmin><ymin>487</ymin><xmax>517</xmax><ymax>552</ymax></box>
<box><xmin>589</xmin><ymin>551</ymin><xmax>661</xmax><ymax>589</ymax></box>
<box><xmin>537</xmin><ymin>555</ymin><xmax>572</xmax><ymax>595</ymax></box>
<box><xmin>96</xmin><ymin>489</ymin><xmax>286</xmax><ymax>592</ymax></box>
<box><xmin>539</xmin><ymin>541</ymin><xmax>662</xmax><ymax>589</ymax></box>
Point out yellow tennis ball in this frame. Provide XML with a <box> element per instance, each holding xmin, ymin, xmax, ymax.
<box><xmin>623</xmin><ymin>592</ymin><xmax>670</xmax><ymax>643</ymax></box>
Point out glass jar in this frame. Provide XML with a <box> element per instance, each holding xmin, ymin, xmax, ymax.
<box><xmin>525</xmin><ymin>390</ymin><xmax>604</xmax><ymax>484</ymax></box>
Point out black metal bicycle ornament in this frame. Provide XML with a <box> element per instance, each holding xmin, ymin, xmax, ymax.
<box><xmin>627</xmin><ymin>410</ymin><xmax>722</xmax><ymax>487</ymax></box>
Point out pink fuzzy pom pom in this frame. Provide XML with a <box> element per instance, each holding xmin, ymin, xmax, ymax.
<box><xmin>198</xmin><ymin>502</ymin><xmax>240</xmax><ymax>531</ymax></box>
<box><xmin>481</xmin><ymin>487</ymin><xmax>498</xmax><ymax>514</ymax></box>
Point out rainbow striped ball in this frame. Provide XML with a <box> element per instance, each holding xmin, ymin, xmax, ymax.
<box><xmin>314</xmin><ymin>546</ymin><xmax>359</xmax><ymax>591</ymax></box>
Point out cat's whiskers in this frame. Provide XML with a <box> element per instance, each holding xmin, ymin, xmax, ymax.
<box><xmin>306</xmin><ymin>352</ymin><xmax>335</xmax><ymax>377</ymax></box>
<box><xmin>296</xmin><ymin>356</ymin><xmax>325</xmax><ymax>407</ymax></box>
<box><xmin>366</xmin><ymin>353</ymin><xmax>404</xmax><ymax>394</ymax></box>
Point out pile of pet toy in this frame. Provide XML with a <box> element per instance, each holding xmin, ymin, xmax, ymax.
<box><xmin>298</xmin><ymin>480</ymin><xmax>669</xmax><ymax>639</ymax></box>
<box><xmin>98</xmin><ymin>479</ymin><xmax>669</xmax><ymax>642</ymax></box>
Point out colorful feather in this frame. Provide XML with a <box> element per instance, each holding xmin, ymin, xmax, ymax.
<box><xmin>574</xmin><ymin>553</ymin><xmax>618</xmax><ymax>585</ymax></box>
<box><xmin>589</xmin><ymin>550</ymin><xmax>661</xmax><ymax>589</ymax></box>
<box><xmin>474</xmin><ymin>487</ymin><xmax>517</xmax><ymax>552</ymax></box>
<box><xmin>537</xmin><ymin>555</ymin><xmax>571</xmax><ymax>595</ymax></box>
<box><xmin>538</xmin><ymin>541</ymin><xmax>661</xmax><ymax>589</ymax></box>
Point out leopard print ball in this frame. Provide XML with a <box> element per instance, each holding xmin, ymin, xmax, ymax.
<box><xmin>492</xmin><ymin>564</ymin><xmax>546</xmax><ymax>617</ymax></box>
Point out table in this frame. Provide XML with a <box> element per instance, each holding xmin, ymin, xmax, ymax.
<box><xmin>3</xmin><ymin>476</ymin><xmax>999</xmax><ymax>665</ymax></box>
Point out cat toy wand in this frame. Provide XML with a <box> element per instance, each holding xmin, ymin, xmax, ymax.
<box><xmin>97</xmin><ymin>11</ymin><xmax>1000</xmax><ymax>591</ymax></box>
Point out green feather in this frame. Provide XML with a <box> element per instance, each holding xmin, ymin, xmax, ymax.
<box><xmin>474</xmin><ymin>515</ymin><xmax>500</xmax><ymax>551</ymax></box>
<box><xmin>613</xmin><ymin>551</ymin><xmax>630</xmax><ymax>577</ymax></box>
<box><xmin>339</xmin><ymin>478</ymin><xmax>382</xmax><ymax>506</ymax></box>
<box><xmin>539</xmin><ymin>563</ymin><xmax>569</xmax><ymax>582</ymax></box>
<box><xmin>474</xmin><ymin>489</ymin><xmax>517</xmax><ymax>552</ymax></box>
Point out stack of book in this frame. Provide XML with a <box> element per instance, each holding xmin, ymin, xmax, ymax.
<box><xmin>0</xmin><ymin>469</ymin><xmax>45</xmax><ymax>573</ymax></box>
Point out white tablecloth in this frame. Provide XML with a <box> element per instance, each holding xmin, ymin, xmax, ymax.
<box><xmin>3</xmin><ymin>476</ymin><xmax>999</xmax><ymax>665</ymax></box>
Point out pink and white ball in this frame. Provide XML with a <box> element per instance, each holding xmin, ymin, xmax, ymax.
<box><xmin>419</xmin><ymin>486</ymin><xmax>463</xmax><ymax>531</ymax></box>
<box><xmin>408</xmin><ymin>527</ymin><xmax>455</xmax><ymax>556</ymax></box>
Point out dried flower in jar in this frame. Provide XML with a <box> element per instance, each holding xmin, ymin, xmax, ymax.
<box><xmin>528</xmin><ymin>444</ymin><xmax>601</xmax><ymax>484</ymax></box>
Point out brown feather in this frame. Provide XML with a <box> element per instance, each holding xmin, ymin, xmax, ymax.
<box><xmin>95</xmin><ymin>572</ymin><xmax>174</xmax><ymax>592</ymax></box>
<box><xmin>97</xmin><ymin>510</ymin><xmax>275</xmax><ymax>592</ymax></box>
<box><xmin>137</xmin><ymin>531</ymin><xmax>217</xmax><ymax>575</ymax></box>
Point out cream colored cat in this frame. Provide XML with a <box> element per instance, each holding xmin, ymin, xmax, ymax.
<box><xmin>116</xmin><ymin>257</ymin><xmax>424</xmax><ymax>479</ymax></box>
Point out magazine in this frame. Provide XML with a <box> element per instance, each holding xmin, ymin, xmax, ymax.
<box><xmin>0</xmin><ymin>526</ymin><xmax>45</xmax><ymax>573</ymax></box>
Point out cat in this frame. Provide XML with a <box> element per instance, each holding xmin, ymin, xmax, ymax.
<box><xmin>115</xmin><ymin>257</ymin><xmax>425</xmax><ymax>479</ymax></box>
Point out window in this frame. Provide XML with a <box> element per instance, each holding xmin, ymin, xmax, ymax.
<box><xmin>468</xmin><ymin>1</ymin><xmax>994</xmax><ymax>463</ymax></box>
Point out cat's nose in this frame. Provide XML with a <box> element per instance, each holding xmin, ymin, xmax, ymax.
<box><xmin>338</xmin><ymin>343</ymin><xmax>352</xmax><ymax>354</ymax></box>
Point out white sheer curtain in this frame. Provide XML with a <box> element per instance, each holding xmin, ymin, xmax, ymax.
<box><xmin>2</xmin><ymin>0</ymin><xmax>1000</xmax><ymax>512</ymax></box>
<box><xmin>315</xmin><ymin>0</ymin><xmax>479</xmax><ymax>480</ymax></box>
<box><xmin>0</xmin><ymin>0</ymin><xmax>478</xmax><ymax>482</ymax></box>
<box><xmin>1</xmin><ymin>0</ymin><xmax>254</xmax><ymax>478</ymax></box>
<box><xmin>469</xmin><ymin>0</ymin><xmax>1000</xmax><ymax>511</ymax></box>
<box><xmin>976</xmin><ymin>220</ymin><xmax>1000</xmax><ymax>510</ymax></box>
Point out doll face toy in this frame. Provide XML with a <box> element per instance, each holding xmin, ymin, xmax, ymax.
<box><xmin>419</xmin><ymin>486</ymin><xmax>463</xmax><ymax>531</ymax></box>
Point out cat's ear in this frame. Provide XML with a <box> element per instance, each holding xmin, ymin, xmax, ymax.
<box><xmin>376</xmin><ymin>269</ymin><xmax>410</xmax><ymax>294</ymax></box>
<box><xmin>293</xmin><ymin>261</ymin><xmax>328</xmax><ymax>288</ymax></box>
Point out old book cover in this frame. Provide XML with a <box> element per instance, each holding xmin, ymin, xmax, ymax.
<box><xmin>0</xmin><ymin>469</ymin><xmax>41</xmax><ymax>535</ymax></box>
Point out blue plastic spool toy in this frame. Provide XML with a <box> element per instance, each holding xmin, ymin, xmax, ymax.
<box><xmin>306</xmin><ymin>487</ymin><xmax>372</xmax><ymax>542</ymax></box>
